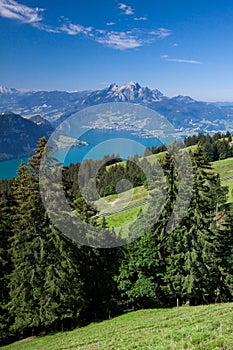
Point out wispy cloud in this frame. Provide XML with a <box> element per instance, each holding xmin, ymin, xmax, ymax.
<box><xmin>95</xmin><ymin>28</ymin><xmax>172</xmax><ymax>50</ymax></box>
<box><xmin>161</xmin><ymin>55</ymin><xmax>202</xmax><ymax>64</ymax></box>
<box><xmin>60</xmin><ymin>23</ymin><xmax>93</xmax><ymax>36</ymax></box>
<box><xmin>95</xmin><ymin>30</ymin><xmax>142</xmax><ymax>50</ymax></box>
<box><xmin>35</xmin><ymin>23</ymin><xmax>61</xmax><ymax>33</ymax></box>
<box><xmin>0</xmin><ymin>0</ymin><xmax>172</xmax><ymax>51</ymax></box>
<box><xmin>118</xmin><ymin>3</ymin><xmax>134</xmax><ymax>15</ymax></box>
<box><xmin>150</xmin><ymin>28</ymin><xmax>172</xmax><ymax>39</ymax></box>
<box><xmin>0</xmin><ymin>0</ymin><xmax>43</xmax><ymax>24</ymax></box>
<box><xmin>134</xmin><ymin>16</ymin><xmax>147</xmax><ymax>21</ymax></box>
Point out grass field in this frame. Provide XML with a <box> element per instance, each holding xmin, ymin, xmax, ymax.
<box><xmin>212</xmin><ymin>157</ymin><xmax>233</xmax><ymax>203</ymax></box>
<box><xmin>212</xmin><ymin>157</ymin><xmax>233</xmax><ymax>179</ymax></box>
<box><xmin>95</xmin><ymin>186</ymin><xmax>148</xmax><ymax>232</ymax></box>
<box><xmin>94</xmin><ymin>186</ymin><xmax>148</xmax><ymax>214</ymax></box>
<box><xmin>3</xmin><ymin>303</ymin><xmax>233</xmax><ymax>350</ymax></box>
<box><xmin>96</xmin><ymin>156</ymin><xmax>233</xmax><ymax>229</ymax></box>
<box><xmin>220</xmin><ymin>179</ymin><xmax>233</xmax><ymax>204</ymax></box>
<box><xmin>99</xmin><ymin>204</ymin><xmax>148</xmax><ymax>235</ymax></box>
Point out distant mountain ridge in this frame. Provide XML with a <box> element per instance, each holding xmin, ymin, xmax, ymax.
<box><xmin>0</xmin><ymin>82</ymin><xmax>233</xmax><ymax>134</ymax></box>
<box><xmin>90</xmin><ymin>81</ymin><xmax>165</xmax><ymax>103</ymax></box>
<box><xmin>0</xmin><ymin>86</ymin><xmax>18</xmax><ymax>94</ymax></box>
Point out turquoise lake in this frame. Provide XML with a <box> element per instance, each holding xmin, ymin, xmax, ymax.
<box><xmin>0</xmin><ymin>129</ymin><xmax>169</xmax><ymax>180</ymax></box>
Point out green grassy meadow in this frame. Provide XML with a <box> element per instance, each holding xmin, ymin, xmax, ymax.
<box><xmin>212</xmin><ymin>157</ymin><xmax>233</xmax><ymax>203</ymax></box>
<box><xmin>212</xmin><ymin>157</ymin><xmax>233</xmax><ymax>179</ymax></box>
<box><xmin>3</xmin><ymin>303</ymin><xmax>233</xmax><ymax>350</ymax></box>
<box><xmin>94</xmin><ymin>186</ymin><xmax>148</xmax><ymax>214</ymax></box>
<box><xmin>96</xmin><ymin>185</ymin><xmax>148</xmax><ymax>233</ymax></box>
<box><xmin>99</xmin><ymin>205</ymin><xmax>148</xmax><ymax>235</ymax></box>
<box><xmin>97</xmin><ymin>156</ymin><xmax>233</xmax><ymax>229</ymax></box>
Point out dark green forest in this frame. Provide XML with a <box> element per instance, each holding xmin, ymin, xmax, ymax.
<box><xmin>0</xmin><ymin>136</ymin><xmax>233</xmax><ymax>346</ymax></box>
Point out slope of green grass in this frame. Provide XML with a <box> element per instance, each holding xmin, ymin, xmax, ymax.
<box><xmin>97</xmin><ymin>156</ymin><xmax>233</xmax><ymax>228</ymax></box>
<box><xmin>212</xmin><ymin>157</ymin><xmax>233</xmax><ymax>179</ymax></box>
<box><xmin>94</xmin><ymin>186</ymin><xmax>148</xmax><ymax>214</ymax></box>
<box><xmin>221</xmin><ymin>180</ymin><xmax>233</xmax><ymax>204</ymax></box>
<box><xmin>3</xmin><ymin>303</ymin><xmax>233</xmax><ymax>350</ymax></box>
<box><xmin>212</xmin><ymin>157</ymin><xmax>233</xmax><ymax>203</ymax></box>
<box><xmin>99</xmin><ymin>204</ymin><xmax>148</xmax><ymax>235</ymax></box>
<box><xmin>97</xmin><ymin>154</ymin><xmax>233</xmax><ymax>229</ymax></box>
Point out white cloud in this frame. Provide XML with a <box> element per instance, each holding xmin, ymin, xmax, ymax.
<box><xmin>94</xmin><ymin>27</ymin><xmax>171</xmax><ymax>50</ymax></box>
<box><xmin>0</xmin><ymin>0</ymin><xmax>43</xmax><ymax>24</ymax></box>
<box><xmin>96</xmin><ymin>30</ymin><xmax>142</xmax><ymax>50</ymax></box>
<box><xmin>134</xmin><ymin>16</ymin><xmax>147</xmax><ymax>21</ymax></box>
<box><xmin>0</xmin><ymin>1</ymin><xmax>172</xmax><ymax>51</ymax></box>
<box><xmin>118</xmin><ymin>3</ymin><xmax>134</xmax><ymax>15</ymax></box>
<box><xmin>35</xmin><ymin>23</ymin><xmax>61</xmax><ymax>33</ymax></box>
<box><xmin>150</xmin><ymin>28</ymin><xmax>172</xmax><ymax>39</ymax></box>
<box><xmin>60</xmin><ymin>23</ymin><xmax>92</xmax><ymax>35</ymax></box>
<box><xmin>161</xmin><ymin>55</ymin><xmax>202</xmax><ymax>64</ymax></box>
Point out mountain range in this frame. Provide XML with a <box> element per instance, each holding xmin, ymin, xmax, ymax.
<box><xmin>1</xmin><ymin>81</ymin><xmax>233</xmax><ymax>132</ymax></box>
<box><xmin>0</xmin><ymin>81</ymin><xmax>233</xmax><ymax>161</ymax></box>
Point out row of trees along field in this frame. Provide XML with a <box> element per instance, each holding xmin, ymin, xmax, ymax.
<box><xmin>144</xmin><ymin>131</ymin><xmax>233</xmax><ymax>162</ymax></box>
<box><xmin>0</xmin><ymin>137</ymin><xmax>233</xmax><ymax>346</ymax></box>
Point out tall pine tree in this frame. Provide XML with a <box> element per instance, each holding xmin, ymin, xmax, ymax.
<box><xmin>8</xmin><ymin>138</ymin><xmax>84</xmax><ymax>338</ymax></box>
<box><xmin>164</xmin><ymin>146</ymin><xmax>228</xmax><ymax>305</ymax></box>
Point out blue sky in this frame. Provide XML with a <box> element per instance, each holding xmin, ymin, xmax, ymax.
<box><xmin>1</xmin><ymin>0</ymin><xmax>233</xmax><ymax>101</ymax></box>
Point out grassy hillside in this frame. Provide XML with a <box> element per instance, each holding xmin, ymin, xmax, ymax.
<box><xmin>95</xmin><ymin>185</ymin><xmax>148</xmax><ymax>232</ymax></box>
<box><xmin>3</xmin><ymin>303</ymin><xmax>233</xmax><ymax>350</ymax></box>
<box><xmin>95</xmin><ymin>186</ymin><xmax>148</xmax><ymax>214</ymax></box>
<box><xmin>97</xmin><ymin>155</ymin><xmax>233</xmax><ymax>229</ymax></box>
<box><xmin>212</xmin><ymin>157</ymin><xmax>233</xmax><ymax>203</ymax></box>
<box><xmin>212</xmin><ymin>157</ymin><xmax>233</xmax><ymax>179</ymax></box>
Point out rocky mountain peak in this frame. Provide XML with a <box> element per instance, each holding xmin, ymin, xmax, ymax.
<box><xmin>123</xmin><ymin>81</ymin><xmax>141</xmax><ymax>90</ymax></box>
<box><xmin>108</xmin><ymin>83</ymin><xmax>119</xmax><ymax>91</ymax></box>
<box><xmin>103</xmin><ymin>82</ymin><xmax>164</xmax><ymax>103</ymax></box>
<box><xmin>0</xmin><ymin>86</ymin><xmax>17</xmax><ymax>94</ymax></box>
<box><xmin>172</xmin><ymin>95</ymin><xmax>195</xmax><ymax>103</ymax></box>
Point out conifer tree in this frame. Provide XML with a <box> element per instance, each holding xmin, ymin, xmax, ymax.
<box><xmin>164</xmin><ymin>146</ymin><xmax>227</xmax><ymax>305</ymax></box>
<box><xmin>216</xmin><ymin>208</ymin><xmax>233</xmax><ymax>301</ymax></box>
<box><xmin>116</xmin><ymin>153</ymin><xmax>177</xmax><ymax>308</ymax></box>
<box><xmin>0</xmin><ymin>192</ymin><xmax>14</xmax><ymax>344</ymax></box>
<box><xmin>80</xmin><ymin>244</ymin><xmax>121</xmax><ymax>323</ymax></box>
<box><xmin>9</xmin><ymin>138</ymin><xmax>84</xmax><ymax>337</ymax></box>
